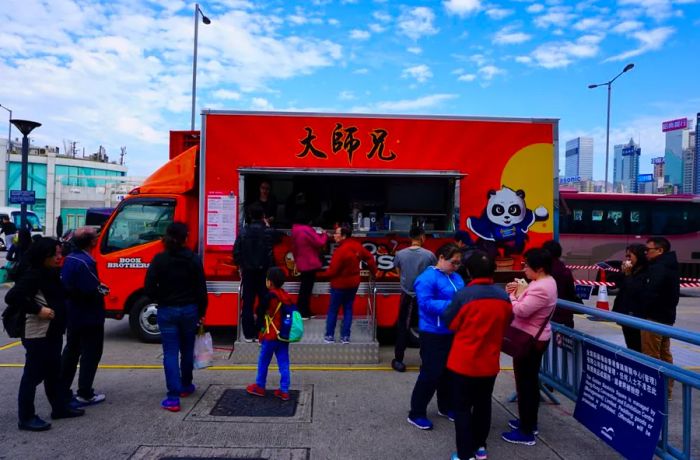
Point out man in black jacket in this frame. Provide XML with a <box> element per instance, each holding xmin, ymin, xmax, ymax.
<box><xmin>233</xmin><ymin>204</ymin><xmax>274</xmax><ymax>341</ymax></box>
<box><xmin>642</xmin><ymin>237</ymin><xmax>680</xmax><ymax>398</ymax></box>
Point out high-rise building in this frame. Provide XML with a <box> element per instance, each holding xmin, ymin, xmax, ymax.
<box><xmin>695</xmin><ymin>113</ymin><xmax>700</xmax><ymax>194</ymax></box>
<box><xmin>683</xmin><ymin>131</ymin><xmax>696</xmax><ymax>194</ymax></box>
<box><xmin>564</xmin><ymin>137</ymin><xmax>593</xmax><ymax>181</ymax></box>
<box><xmin>651</xmin><ymin>157</ymin><xmax>665</xmax><ymax>193</ymax></box>
<box><xmin>663</xmin><ymin>118</ymin><xmax>693</xmax><ymax>188</ymax></box>
<box><xmin>613</xmin><ymin>138</ymin><xmax>640</xmax><ymax>193</ymax></box>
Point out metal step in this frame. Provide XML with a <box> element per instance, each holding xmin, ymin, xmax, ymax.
<box><xmin>231</xmin><ymin>317</ymin><xmax>379</xmax><ymax>364</ymax></box>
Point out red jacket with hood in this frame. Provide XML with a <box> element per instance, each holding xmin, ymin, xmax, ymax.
<box><xmin>324</xmin><ymin>238</ymin><xmax>377</xmax><ymax>289</ymax></box>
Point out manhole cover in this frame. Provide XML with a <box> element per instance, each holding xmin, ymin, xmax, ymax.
<box><xmin>160</xmin><ymin>458</ymin><xmax>264</xmax><ymax>460</ymax></box>
<box><xmin>210</xmin><ymin>389</ymin><xmax>299</xmax><ymax>417</ymax></box>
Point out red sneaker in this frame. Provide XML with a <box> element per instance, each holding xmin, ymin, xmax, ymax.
<box><xmin>246</xmin><ymin>384</ymin><xmax>265</xmax><ymax>397</ymax></box>
<box><xmin>273</xmin><ymin>389</ymin><xmax>290</xmax><ymax>401</ymax></box>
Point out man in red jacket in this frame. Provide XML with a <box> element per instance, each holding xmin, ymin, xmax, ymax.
<box><xmin>440</xmin><ymin>251</ymin><xmax>513</xmax><ymax>460</ymax></box>
<box><xmin>323</xmin><ymin>225</ymin><xmax>377</xmax><ymax>344</ymax></box>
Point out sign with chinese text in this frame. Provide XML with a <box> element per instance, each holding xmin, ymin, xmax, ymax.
<box><xmin>661</xmin><ymin>118</ymin><xmax>688</xmax><ymax>132</ymax></box>
<box><xmin>574</xmin><ymin>342</ymin><xmax>664</xmax><ymax>460</ymax></box>
<box><xmin>206</xmin><ymin>193</ymin><xmax>237</xmax><ymax>246</ymax></box>
<box><xmin>9</xmin><ymin>190</ymin><xmax>36</xmax><ymax>205</ymax></box>
<box><xmin>651</xmin><ymin>157</ymin><xmax>664</xmax><ymax>165</ymax></box>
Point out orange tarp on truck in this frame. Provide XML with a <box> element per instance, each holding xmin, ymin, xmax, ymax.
<box><xmin>136</xmin><ymin>146</ymin><xmax>197</xmax><ymax>195</ymax></box>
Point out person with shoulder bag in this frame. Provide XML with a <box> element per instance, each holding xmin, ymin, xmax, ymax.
<box><xmin>5</xmin><ymin>237</ymin><xmax>85</xmax><ymax>432</ymax></box>
<box><xmin>501</xmin><ymin>248</ymin><xmax>557</xmax><ymax>446</ymax></box>
<box><xmin>145</xmin><ymin>222</ymin><xmax>208</xmax><ymax>413</ymax></box>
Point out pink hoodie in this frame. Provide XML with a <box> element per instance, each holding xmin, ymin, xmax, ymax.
<box><xmin>509</xmin><ymin>276</ymin><xmax>557</xmax><ymax>341</ymax></box>
<box><xmin>291</xmin><ymin>224</ymin><xmax>328</xmax><ymax>272</ymax></box>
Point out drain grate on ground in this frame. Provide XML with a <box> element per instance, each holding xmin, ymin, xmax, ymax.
<box><xmin>130</xmin><ymin>446</ymin><xmax>309</xmax><ymax>460</ymax></box>
<box><xmin>185</xmin><ymin>384</ymin><xmax>313</xmax><ymax>424</ymax></box>
<box><xmin>210</xmin><ymin>389</ymin><xmax>299</xmax><ymax>417</ymax></box>
<box><xmin>160</xmin><ymin>457</ymin><xmax>264</xmax><ymax>460</ymax></box>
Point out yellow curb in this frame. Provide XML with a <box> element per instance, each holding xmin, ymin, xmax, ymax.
<box><xmin>0</xmin><ymin>341</ymin><xmax>21</xmax><ymax>351</ymax></box>
<box><xmin>0</xmin><ymin>363</ymin><xmax>517</xmax><ymax>371</ymax></box>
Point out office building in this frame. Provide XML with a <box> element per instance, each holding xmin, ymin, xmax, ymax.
<box><xmin>663</xmin><ymin>118</ymin><xmax>693</xmax><ymax>188</ymax></box>
<box><xmin>683</xmin><ymin>130</ymin><xmax>696</xmax><ymax>194</ymax></box>
<box><xmin>564</xmin><ymin>137</ymin><xmax>593</xmax><ymax>181</ymax></box>
<box><xmin>613</xmin><ymin>138</ymin><xmax>640</xmax><ymax>193</ymax></box>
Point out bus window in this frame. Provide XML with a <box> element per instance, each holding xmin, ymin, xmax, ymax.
<box><xmin>605</xmin><ymin>209</ymin><xmax>625</xmax><ymax>234</ymax></box>
<box><xmin>627</xmin><ymin>205</ymin><xmax>649</xmax><ymax>235</ymax></box>
<box><xmin>101</xmin><ymin>200</ymin><xmax>176</xmax><ymax>253</ymax></box>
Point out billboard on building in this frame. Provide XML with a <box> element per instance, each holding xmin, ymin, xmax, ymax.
<box><xmin>651</xmin><ymin>157</ymin><xmax>665</xmax><ymax>165</ymax></box>
<box><xmin>638</xmin><ymin>174</ymin><xmax>654</xmax><ymax>183</ymax></box>
<box><xmin>662</xmin><ymin>118</ymin><xmax>688</xmax><ymax>132</ymax></box>
<box><xmin>622</xmin><ymin>145</ymin><xmax>640</xmax><ymax>156</ymax></box>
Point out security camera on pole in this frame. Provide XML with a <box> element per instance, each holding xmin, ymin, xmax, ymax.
<box><xmin>10</xmin><ymin>119</ymin><xmax>41</xmax><ymax>230</ymax></box>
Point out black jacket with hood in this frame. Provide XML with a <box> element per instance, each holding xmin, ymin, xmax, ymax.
<box><xmin>644</xmin><ymin>251</ymin><xmax>680</xmax><ymax>325</ymax></box>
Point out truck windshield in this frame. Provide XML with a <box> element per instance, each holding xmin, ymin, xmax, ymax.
<box><xmin>101</xmin><ymin>200</ymin><xmax>176</xmax><ymax>253</ymax></box>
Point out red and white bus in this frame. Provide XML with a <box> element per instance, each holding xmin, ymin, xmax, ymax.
<box><xmin>559</xmin><ymin>190</ymin><xmax>700</xmax><ymax>280</ymax></box>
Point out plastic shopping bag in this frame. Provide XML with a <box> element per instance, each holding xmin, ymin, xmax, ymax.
<box><xmin>194</xmin><ymin>326</ymin><xmax>214</xmax><ymax>369</ymax></box>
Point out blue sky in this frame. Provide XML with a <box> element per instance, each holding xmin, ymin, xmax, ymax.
<box><xmin>1</xmin><ymin>0</ymin><xmax>699</xmax><ymax>179</ymax></box>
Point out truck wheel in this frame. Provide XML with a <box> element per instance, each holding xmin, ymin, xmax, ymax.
<box><xmin>129</xmin><ymin>296</ymin><xmax>161</xmax><ymax>343</ymax></box>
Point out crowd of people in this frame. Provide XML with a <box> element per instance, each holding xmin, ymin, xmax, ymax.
<box><xmin>4</xmin><ymin>208</ymin><xmax>681</xmax><ymax>460</ymax></box>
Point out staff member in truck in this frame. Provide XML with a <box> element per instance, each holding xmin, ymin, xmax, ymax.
<box><xmin>323</xmin><ymin>224</ymin><xmax>377</xmax><ymax>344</ymax></box>
<box><xmin>233</xmin><ymin>204</ymin><xmax>275</xmax><ymax>341</ymax></box>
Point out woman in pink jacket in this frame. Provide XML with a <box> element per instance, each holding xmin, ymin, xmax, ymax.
<box><xmin>501</xmin><ymin>248</ymin><xmax>557</xmax><ymax>447</ymax></box>
<box><xmin>291</xmin><ymin>212</ymin><xmax>328</xmax><ymax>319</ymax></box>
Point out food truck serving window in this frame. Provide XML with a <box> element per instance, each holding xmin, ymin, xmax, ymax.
<box><xmin>240</xmin><ymin>171</ymin><xmax>458</xmax><ymax>232</ymax></box>
<box><xmin>101</xmin><ymin>199</ymin><xmax>176</xmax><ymax>254</ymax></box>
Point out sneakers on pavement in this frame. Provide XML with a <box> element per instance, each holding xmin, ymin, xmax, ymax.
<box><xmin>501</xmin><ymin>428</ymin><xmax>536</xmax><ymax>446</ymax></box>
<box><xmin>340</xmin><ymin>336</ymin><xmax>350</xmax><ymax>344</ymax></box>
<box><xmin>246</xmin><ymin>383</ymin><xmax>266</xmax><ymax>397</ymax></box>
<box><xmin>507</xmin><ymin>419</ymin><xmax>539</xmax><ymax>435</ymax></box>
<box><xmin>273</xmin><ymin>389</ymin><xmax>290</xmax><ymax>401</ymax></box>
<box><xmin>323</xmin><ymin>335</ymin><xmax>335</xmax><ymax>343</ymax></box>
<box><xmin>391</xmin><ymin>359</ymin><xmax>406</xmax><ymax>372</ymax></box>
<box><xmin>407</xmin><ymin>416</ymin><xmax>433</xmax><ymax>430</ymax></box>
<box><xmin>475</xmin><ymin>446</ymin><xmax>488</xmax><ymax>460</ymax></box>
<box><xmin>180</xmin><ymin>384</ymin><xmax>196</xmax><ymax>397</ymax></box>
<box><xmin>161</xmin><ymin>397</ymin><xmax>180</xmax><ymax>412</ymax></box>
<box><xmin>75</xmin><ymin>393</ymin><xmax>106</xmax><ymax>406</ymax></box>
<box><xmin>18</xmin><ymin>416</ymin><xmax>51</xmax><ymax>432</ymax></box>
<box><xmin>437</xmin><ymin>409</ymin><xmax>455</xmax><ymax>422</ymax></box>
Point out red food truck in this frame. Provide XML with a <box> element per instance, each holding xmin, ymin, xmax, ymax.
<box><xmin>94</xmin><ymin>111</ymin><xmax>558</xmax><ymax>342</ymax></box>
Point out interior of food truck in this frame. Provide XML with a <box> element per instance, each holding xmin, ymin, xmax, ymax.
<box><xmin>240</xmin><ymin>171</ymin><xmax>459</xmax><ymax>233</ymax></box>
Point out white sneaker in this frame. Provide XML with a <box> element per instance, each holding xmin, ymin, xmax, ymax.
<box><xmin>75</xmin><ymin>393</ymin><xmax>106</xmax><ymax>405</ymax></box>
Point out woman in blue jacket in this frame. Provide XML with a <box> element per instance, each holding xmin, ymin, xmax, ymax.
<box><xmin>407</xmin><ymin>243</ymin><xmax>465</xmax><ymax>430</ymax></box>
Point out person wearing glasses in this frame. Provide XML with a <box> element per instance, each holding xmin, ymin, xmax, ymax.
<box><xmin>407</xmin><ymin>243</ymin><xmax>465</xmax><ymax>431</ymax></box>
<box><xmin>642</xmin><ymin>237</ymin><xmax>679</xmax><ymax>399</ymax></box>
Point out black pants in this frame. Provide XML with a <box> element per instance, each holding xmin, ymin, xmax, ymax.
<box><xmin>241</xmin><ymin>268</ymin><xmax>268</xmax><ymax>339</ymax></box>
<box><xmin>449</xmin><ymin>371</ymin><xmax>497</xmax><ymax>459</ymax></box>
<box><xmin>297</xmin><ymin>270</ymin><xmax>317</xmax><ymax>318</ymax></box>
<box><xmin>394</xmin><ymin>292</ymin><xmax>417</xmax><ymax>362</ymax></box>
<box><xmin>19</xmin><ymin>336</ymin><xmax>64</xmax><ymax>422</ymax></box>
<box><xmin>60</xmin><ymin>323</ymin><xmax>105</xmax><ymax>400</ymax></box>
<box><xmin>622</xmin><ymin>325</ymin><xmax>641</xmax><ymax>352</ymax></box>
<box><xmin>409</xmin><ymin>332</ymin><xmax>453</xmax><ymax>418</ymax></box>
<box><xmin>513</xmin><ymin>339</ymin><xmax>549</xmax><ymax>434</ymax></box>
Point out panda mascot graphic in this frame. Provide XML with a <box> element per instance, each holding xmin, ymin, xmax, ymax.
<box><xmin>466</xmin><ymin>186</ymin><xmax>549</xmax><ymax>256</ymax></box>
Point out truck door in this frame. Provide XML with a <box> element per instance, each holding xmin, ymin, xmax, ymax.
<box><xmin>96</xmin><ymin>197</ymin><xmax>177</xmax><ymax>342</ymax></box>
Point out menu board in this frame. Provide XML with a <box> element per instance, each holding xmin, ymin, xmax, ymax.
<box><xmin>206</xmin><ymin>192</ymin><xmax>237</xmax><ymax>246</ymax></box>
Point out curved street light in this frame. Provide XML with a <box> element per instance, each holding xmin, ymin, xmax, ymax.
<box><xmin>10</xmin><ymin>119</ymin><xmax>41</xmax><ymax>229</ymax></box>
<box><xmin>0</xmin><ymin>104</ymin><xmax>11</xmax><ymax>154</ymax></box>
<box><xmin>191</xmin><ymin>3</ymin><xmax>211</xmax><ymax>131</ymax></box>
<box><xmin>588</xmin><ymin>63</ymin><xmax>635</xmax><ymax>192</ymax></box>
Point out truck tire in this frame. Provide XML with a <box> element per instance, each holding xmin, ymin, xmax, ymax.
<box><xmin>129</xmin><ymin>296</ymin><xmax>161</xmax><ymax>343</ymax></box>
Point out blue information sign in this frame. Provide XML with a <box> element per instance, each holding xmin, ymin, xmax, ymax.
<box><xmin>638</xmin><ymin>174</ymin><xmax>654</xmax><ymax>183</ymax></box>
<box><xmin>574</xmin><ymin>342</ymin><xmax>664</xmax><ymax>460</ymax></box>
<box><xmin>9</xmin><ymin>190</ymin><xmax>36</xmax><ymax>205</ymax></box>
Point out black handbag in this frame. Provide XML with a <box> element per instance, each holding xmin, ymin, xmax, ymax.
<box><xmin>2</xmin><ymin>302</ymin><xmax>24</xmax><ymax>338</ymax></box>
<box><xmin>502</xmin><ymin>307</ymin><xmax>555</xmax><ymax>359</ymax></box>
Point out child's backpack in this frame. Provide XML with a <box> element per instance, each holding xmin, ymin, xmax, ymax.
<box><xmin>267</xmin><ymin>302</ymin><xmax>304</xmax><ymax>343</ymax></box>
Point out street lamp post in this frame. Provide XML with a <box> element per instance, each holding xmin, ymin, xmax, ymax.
<box><xmin>0</xmin><ymin>104</ymin><xmax>11</xmax><ymax>154</ymax></box>
<box><xmin>10</xmin><ymin>119</ymin><xmax>41</xmax><ymax>229</ymax></box>
<box><xmin>191</xmin><ymin>3</ymin><xmax>211</xmax><ymax>131</ymax></box>
<box><xmin>588</xmin><ymin>63</ymin><xmax>635</xmax><ymax>193</ymax></box>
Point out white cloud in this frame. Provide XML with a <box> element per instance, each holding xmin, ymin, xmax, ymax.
<box><xmin>350</xmin><ymin>29</ymin><xmax>371</xmax><ymax>40</ymax></box>
<box><xmin>527</xmin><ymin>4</ymin><xmax>545</xmax><ymax>13</ymax></box>
<box><xmin>618</xmin><ymin>0</ymin><xmax>675</xmax><ymax>19</ymax></box>
<box><xmin>493</xmin><ymin>26</ymin><xmax>532</xmax><ymax>45</ymax></box>
<box><xmin>212</xmin><ymin>89</ymin><xmax>241</xmax><ymax>100</ymax></box>
<box><xmin>339</xmin><ymin>90</ymin><xmax>356</xmax><ymax>100</ymax></box>
<box><xmin>397</xmin><ymin>7</ymin><xmax>439</xmax><ymax>40</ymax></box>
<box><xmin>605</xmin><ymin>26</ymin><xmax>675</xmax><ymax>61</ymax></box>
<box><xmin>444</xmin><ymin>0</ymin><xmax>483</xmax><ymax>16</ymax></box>
<box><xmin>328</xmin><ymin>18</ymin><xmax>340</xmax><ymax>26</ymax></box>
<box><xmin>486</xmin><ymin>8</ymin><xmax>514</xmax><ymax>20</ymax></box>
<box><xmin>369</xmin><ymin>23</ymin><xmax>386</xmax><ymax>33</ymax></box>
<box><xmin>251</xmin><ymin>97</ymin><xmax>273</xmax><ymax>110</ymax></box>
<box><xmin>402</xmin><ymin>64</ymin><xmax>433</xmax><ymax>83</ymax></box>
<box><xmin>526</xmin><ymin>34</ymin><xmax>603</xmax><ymax>68</ymax></box>
<box><xmin>458</xmin><ymin>73</ymin><xmax>477</xmax><ymax>82</ymax></box>
<box><xmin>611</xmin><ymin>20</ymin><xmax>644</xmax><ymax>34</ymax></box>
<box><xmin>479</xmin><ymin>65</ymin><xmax>505</xmax><ymax>80</ymax></box>
<box><xmin>533</xmin><ymin>6</ymin><xmax>577</xmax><ymax>28</ymax></box>
<box><xmin>373</xmin><ymin>11</ymin><xmax>392</xmax><ymax>22</ymax></box>
<box><xmin>353</xmin><ymin>68</ymin><xmax>369</xmax><ymax>74</ymax></box>
<box><xmin>573</xmin><ymin>17</ymin><xmax>611</xmax><ymax>32</ymax></box>
<box><xmin>515</xmin><ymin>55</ymin><xmax>532</xmax><ymax>64</ymax></box>
<box><xmin>374</xmin><ymin>94</ymin><xmax>458</xmax><ymax>112</ymax></box>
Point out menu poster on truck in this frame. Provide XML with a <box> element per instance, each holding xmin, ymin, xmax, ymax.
<box><xmin>574</xmin><ymin>342</ymin><xmax>664</xmax><ymax>460</ymax></box>
<box><xmin>206</xmin><ymin>192</ymin><xmax>237</xmax><ymax>246</ymax></box>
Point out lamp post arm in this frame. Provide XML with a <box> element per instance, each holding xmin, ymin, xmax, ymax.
<box><xmin>191</xmin><ymin>5</ymin><xmax>200</xmax><ymax>131</ymax></box>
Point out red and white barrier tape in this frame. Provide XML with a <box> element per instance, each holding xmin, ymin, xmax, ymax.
<box><xmin>574</xmin><ymin>280</ymin><xmax>616</xmax><ymax>287</ymax></box>
<box><xmin>680</xmin><ymin>277</ymin><xmax>700</xmax><ymax>283</ymax></box>
<box><xmin>680</xmin><ymin>283</ymin><xmax>700</xmax><ymax>288</ymax></box>
<box><xmin>567</xmin><ymin>264</ymin><xmax>620</xmax><ymax>272</ymax></box>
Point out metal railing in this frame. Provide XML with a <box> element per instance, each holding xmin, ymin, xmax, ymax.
<box><xmin>541</xmin><ymin>300</ymin><xmax>700</xmax><ymax>460</ymax></box>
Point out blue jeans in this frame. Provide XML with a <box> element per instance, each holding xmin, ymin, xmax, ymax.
<box><xmin>256</xmin><ymin>340</ymin><xmax>290</xmax><ymax>392</ymax></box>
<box><xmin>157</xmin><ymin>304</ymin><xmax>198</xmax><ymax>399</ymax></box>
<box><xmin>325</xmin><ymin>287</ymin><xmax>358</xmax><ymax>338</ymax></box>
